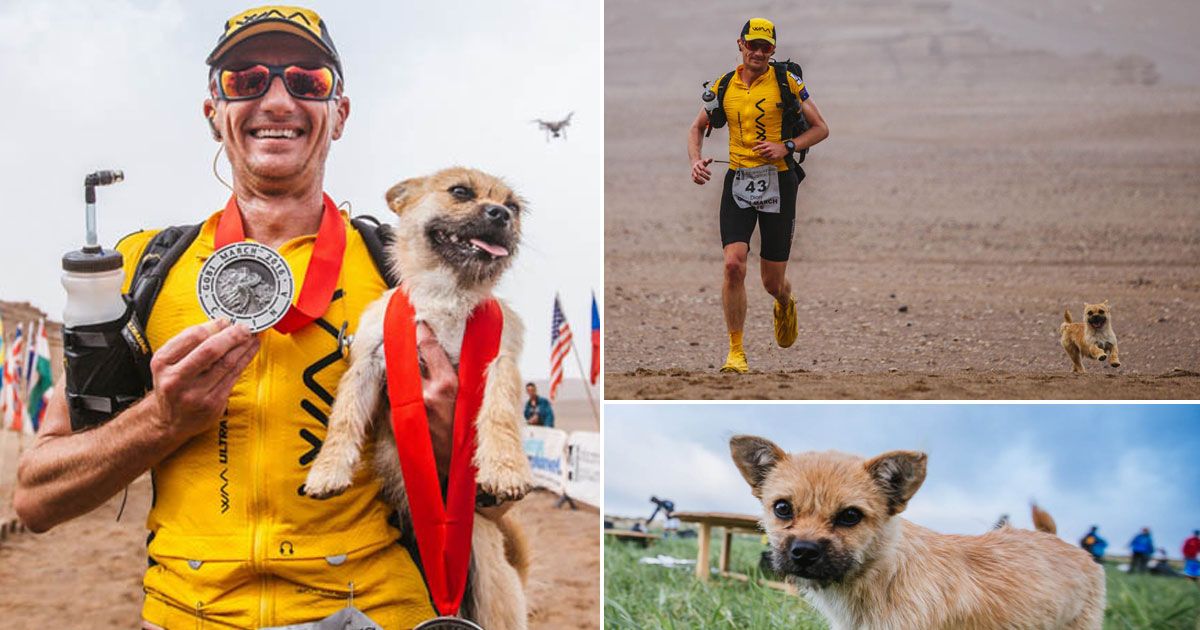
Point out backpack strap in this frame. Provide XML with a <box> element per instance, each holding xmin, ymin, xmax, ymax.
<box><xmin>351</xmin><ymin>215</ymin><xmax>400</xmax><ymax>288</ymax></box>
<box><xmin>125</xmin><ymin>223</ymin><xmax>203</xmax><ymax>386</ymax></box>
<box><xmin>772</xmin><ymin>60</ymin><xmax>810</xmax><ymax>168</ymax></box>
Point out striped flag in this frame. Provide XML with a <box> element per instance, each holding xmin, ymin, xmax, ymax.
<box><xmin>26</xmin><ymin>319</ymin><xmax>53</xmax><ymax>431</ymax></box>
<box><xmin>590</xmin><ymin>292</ymin><xmax>600</xmax><ymax>385</ymax></box>
<box><xmin>549</xmin><ymin>294</ymin><xmax>573</xmax><ymax>401</ymax></box>
<box><xmin>0</xmin><ymin>319</ymin><xmax>6</xmax><ymax>421</ymax></box>
<box><xmin>3</xmin><ymin>323</ymin><xmax>26</xmax><ymax>432</ymax></box>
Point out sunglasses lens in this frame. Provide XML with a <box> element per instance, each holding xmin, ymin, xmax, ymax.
<box><xmin>220</xmin><ymin>65</ymin><xmax>270</xmax><ymax>99</ymax></box>
<box><xmin>284</xmin><ymin>66</ymin><xmax>335</xmax><ymax>99</ymax></box>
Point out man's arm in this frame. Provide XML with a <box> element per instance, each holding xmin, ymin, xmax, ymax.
<box><xmin>542</xmin><ymin>400</ymin><xmax>555</xmax><ymax>427</ymax></box>
<box><xmin>14</xmin><ymin>319</ymin><xmax>259</xmax><ymax>532</ymax></box>
<box><xmin>688</xmin><ymin>107</ymin><xmax>714</xmax><ymax>185</ymax></box>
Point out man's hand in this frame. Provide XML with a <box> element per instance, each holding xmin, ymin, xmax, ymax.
<box><xmin>148</xmin><ymin>319</ymin><xmax>260</xmax><ymax>441</ymax></box>
<box><xmin>417</xmin><ymin>322</ymin><xmax>458</xmax><ymax>479</ymax></box>
<box><xmin>753</xmin><ymin>141</ymin><xmax>789</xmax><ymax>160</ymax></box>
<box><xmin>691</xmin><ymin>158</ymin><xmax>714</xmax><ymax>185</ymax></box>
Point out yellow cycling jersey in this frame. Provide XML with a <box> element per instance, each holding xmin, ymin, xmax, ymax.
<box><xmin>710</xmin><ymin>64</ymin><xmax>809</xmax><ymax>171</ymax></box>
<box><xmin>116</xmin><ymin>208</ymin><xmax>435</xmax><ymax>629</ymax></box>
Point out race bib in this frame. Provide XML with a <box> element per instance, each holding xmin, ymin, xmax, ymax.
<box><xmin>731</xmin><ymin>165</ymin><xmax>781</xmax><ymax>214</ymax></box>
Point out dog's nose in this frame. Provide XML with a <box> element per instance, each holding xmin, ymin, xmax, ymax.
<box><xmin>788</xmin><ymin>540</ymin><xmax>823</xmax><ymax>566</ymax></box>
<box><xmin>483</xmin><ymin>204</ymin><xmax>511</xmax><ymax>226</ymax></box>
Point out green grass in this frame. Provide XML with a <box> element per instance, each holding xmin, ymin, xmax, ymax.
<box><xmin>605</xmin><ymin>534</ymin><xmax>1200</xmax><ymax>629</ymax></box>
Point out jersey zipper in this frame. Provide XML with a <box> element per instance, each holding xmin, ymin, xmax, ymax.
<box><xmin>251</xmin><ymin>332</ymin><xmax>270</xmax><ymax>625</ymax></box>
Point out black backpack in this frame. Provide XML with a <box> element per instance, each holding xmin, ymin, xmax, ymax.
<box><xmin>704</xmin><ymin>60</ymin><xmax>811</xmax><ymax>167</ymax></box>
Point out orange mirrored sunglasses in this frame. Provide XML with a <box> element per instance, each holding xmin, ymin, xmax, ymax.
<box><xmin>216</xmin><ymin>64</ymin><xmax>339</xmax><ymax>101</ymax></box>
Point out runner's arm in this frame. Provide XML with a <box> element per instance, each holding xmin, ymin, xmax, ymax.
<box><xmin>792</xmin><ymin>97</ymin><xmax>829</xmax><ymax>150</ymax></box>
<box><xmin>688</xmin><ymin>107</ymin><xmax>714</xmax><ymax>185</ymax></box>
<box><xmin>13</xmin><ymin>319</ymin><xmax>259</xmax><ymax>532</ymax></box>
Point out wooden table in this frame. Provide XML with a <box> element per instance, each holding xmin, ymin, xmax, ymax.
<box><xmin>674</xmin><ymin>511</ymin><xmax>766</xmax><ymax>582</ymax></box>
<box><xmin>605</xmin><ymin>529</ymin><xmax>661</xmax><ymax>548</ymax></box>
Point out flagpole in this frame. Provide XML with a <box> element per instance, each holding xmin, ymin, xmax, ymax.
<box><xmin>565</xmin><ymin>334</ymin><xmax>600</xmax><ymax>429</ymax></box>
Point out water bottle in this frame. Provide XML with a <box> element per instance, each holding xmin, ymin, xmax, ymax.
<box><xmin>61</xmin><ymin>170</ymin><xmax>146</xmax><ymax>431</ymax></box>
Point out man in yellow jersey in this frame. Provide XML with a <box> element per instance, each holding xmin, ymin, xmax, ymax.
<box><xmin>15</xmin><ymin>7</ymin><xmax>455</xmax><ymax>628</ymax></box>
<box><xmin>687</xmin><ymin>17</ymin><xmax>829</xmax><ymax>373</ymax></box>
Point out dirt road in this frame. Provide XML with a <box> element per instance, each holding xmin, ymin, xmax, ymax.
<box><xmin>604</xmin><ymin>0</ymin><xmax>1200</xmax><ymax>399</ymax></box>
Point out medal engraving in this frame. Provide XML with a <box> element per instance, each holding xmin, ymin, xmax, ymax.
<box><xmin>198</xmin><ymin>242</ymin><xmax>295</xmax><ymax>333</ymax></box>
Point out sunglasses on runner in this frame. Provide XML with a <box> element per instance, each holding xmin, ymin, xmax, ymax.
<box><xmin>215</xmin><ymin>64</ymin><xmax>341</xmax><ymax>101</ymax></box>
<box><xmin>743</xmin><ymin>40</ymin><xmax>775</xmax><ymax>53</ymax></box>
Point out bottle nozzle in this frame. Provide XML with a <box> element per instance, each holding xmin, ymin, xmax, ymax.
<box><xmin>85</xmin><ymin>170</ymin><xmax>124</xmax><ymax>186</ymax></box>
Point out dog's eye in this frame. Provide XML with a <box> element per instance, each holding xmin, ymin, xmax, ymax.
<box><xmin>834</xmin><ymin>508</ymin><xmax>863</xmax><ymax>527</ymax></box>
<box><xmin>773</xmin><ymin>500</ymin><xmax>794</xmax><ymax>520</ymax></box>
<box><xmin>505</xmin><ymin>202</ymin><xmax>521</xmax><ymax>214</ymax></box>
<box><xmin>449</xmin><ymin>185</ymin><xmax>474</xmax><ymax>200</ymax></box>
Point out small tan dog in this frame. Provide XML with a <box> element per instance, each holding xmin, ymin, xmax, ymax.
<box><xmin>1061</xmin><ymin>301</ymin><xmax>1120</xmax><ymax>373</ymax></box>
<box><xmin>304</xmin><ymin>167</ymin><xmax>533</xmax><ymax>628</ymax></box>
<box><xmin>730</xmin><ymin>435</ymin><xmax>1105</xmax><ymax>630</ymax></box>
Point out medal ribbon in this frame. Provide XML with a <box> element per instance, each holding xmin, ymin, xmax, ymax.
<box><xmin>383</xmin><ymin>287</ymin><xmax>503</xmax><ymax>617</ymax></box>
<box><xmin>214</xmin><ymin>193</ymin><xmax>346</xmax><ymax>334</ymax></box>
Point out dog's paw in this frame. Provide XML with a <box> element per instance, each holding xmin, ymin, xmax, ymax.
<box><xmin>476</xmin><ymin>463</ymin><xmax>533</xmax><ymax>504</ymax></box>
<box><xmin>1097</xmin><ymin>354</ymin><xmax>1107</xmax><ymax>362</ymax></box>
<box><xmin>1110</xmin><ymin>361</ymin><xmax>1121</xmax><ymax>368</ymax></box>
<box><xmin>302</xmin><ymin>466</ymin><xmax>353</xmax><ymax>500</ymax></box>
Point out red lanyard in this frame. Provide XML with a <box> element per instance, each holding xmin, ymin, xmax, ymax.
<box><xmin>383</xmin><ymin>287</ymin><xmax>503</xmax><ymax>617</ymax></box>
<box><xmin>214</xmin><ymin>193</ymin><xmax>346</xmax><ymax>334</ymax></box>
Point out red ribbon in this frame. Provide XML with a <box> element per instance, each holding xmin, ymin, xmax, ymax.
<box><xmin>383</xmin><ymin>287</ymin><xmax>503</xmax><ymax>617</ymax></box>
<box><xmin>214</xmin><ymin>193</ymin><xmax>346</xmax><ymax>334</ymax></box>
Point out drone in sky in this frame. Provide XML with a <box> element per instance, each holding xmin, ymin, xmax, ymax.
<box><xmin>532</xmin><ymin>112</ymin><xmax>574</xmax><ymax>142</ymax></box>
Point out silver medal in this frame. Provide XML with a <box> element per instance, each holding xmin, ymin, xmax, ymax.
<box><xmin>197</xmin><ymin>242</ymin><xmax>295</xmax><ymax>333</ymax></box>
<box><xmin>414</xmin><ymin>617</ymin><xmax>485</xmax><ymax>630</ymax></box>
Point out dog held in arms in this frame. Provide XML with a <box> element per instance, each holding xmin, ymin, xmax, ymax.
<box><xmin>1061</xmin><ymin>301</ymin><xmax>1120</xmax><ymax>373</ymax></box>
<box><xmin>304</xmin><ymin>167</ymin><xmax>533</xmax><ymax>629</ymax></box>
<box><xmin>730</xmin><ymin>435</ymin><xmax>1105</xmax><ymax>630</ymax></box>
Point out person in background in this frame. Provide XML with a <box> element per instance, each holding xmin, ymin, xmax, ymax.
<box><xmin>523</xmin><ymin>381</ymin><xmax>555</xmax><ymax>428</ymax></box>
<box><xmin>1183</xmin><ymin>529</ymin><xmax>1200</xmax><ymax>584</ymax></box>
<box><xmin>1129</xmin><ymin>527</ymin><xmax>1155</xmax><ymax>574</ymax></box>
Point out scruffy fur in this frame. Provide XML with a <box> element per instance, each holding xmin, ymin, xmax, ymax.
<box><xmin>1060</xmin><ymin>301</ymin><xmax>1120</xmax><ymax>373</ymax></box>
<box><xmin>730</xmin><ymin>435</ymin><xmax>1105</xmax><ymax>630</ymax></box>
<box><xmin>304</xmin><ymin>167</ymin><xmax>533</xmax><ymax>628</ymax></box>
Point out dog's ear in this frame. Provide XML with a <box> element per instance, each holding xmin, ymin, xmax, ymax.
<box><xmin>730</xmin><ymin>435</ymin><xmax>786</xmax><ymax>497</ymax></box>
<box><xmin>864</xmin><ymin>451</ymin><xmax>927</xmax><ymax>515</ymax></box>
<box><xmin>385</xmin><ymin>177</ymin><xmax>423</xmax><ymax>214</ymax></box>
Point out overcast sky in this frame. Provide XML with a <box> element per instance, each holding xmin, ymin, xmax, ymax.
<box><xmin>606</xmin><ymin>404</ymin><xmax>1200</xmax><ymax>558</ymax></box>
<box><xmin>0</xmin><ymin>0</ymin><xmax>602</xmax><ymax>383</ymax></box>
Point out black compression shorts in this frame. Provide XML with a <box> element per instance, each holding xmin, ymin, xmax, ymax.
<box><xmin>719</xmin><ymin>167</ymin><xmax>801</xmax><ymax>262</ymax></box>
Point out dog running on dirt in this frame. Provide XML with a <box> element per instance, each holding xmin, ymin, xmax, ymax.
<box><xmin>730</xmin><ymin>435</ymin><xmax>1105</xmax><ymax>630</ymax></box>
<box><xmin>304</xmin><ymin>167</ymin><xmax>534</xmax><ymax>629</ymax></box>
<box><xmin>1061</xmin><ymin>301</ymin><xmax>1120</xmax><ymax>373</ymax></box>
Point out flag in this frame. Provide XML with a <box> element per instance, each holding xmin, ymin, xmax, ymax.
<box><xmin>590</xmin><ymin>292</ymin><xmax>600</xmax><ymax>385</ymax></box>
<box><xmin>26</xmin><ymin>319</ymin><xmax>53</xmax><ymax>432</ymax></box>
<box><xmin>549</xmin><ymin>294</ymin><xmax>573</xmax><ymax>401</ymax></box>
<box><xmin>0</xmin><ymin>319</ymin><xmax>6</xmax><ymax>421</ymax></box>
<box><xmin>3</xmin><ymin>323</ymin><xmax>26</xmax><ymax>432</ymax></box>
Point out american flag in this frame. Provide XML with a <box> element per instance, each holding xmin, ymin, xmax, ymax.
<box><xmin>549</xmin><ymin>295</ymin><xmax>573</xmax><ymax>401</ymax></box>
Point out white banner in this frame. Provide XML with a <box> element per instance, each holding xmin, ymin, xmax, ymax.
<box><xmin>565</xmin><ymin>431</ymin><xmax>601</xmax><ymax>508</ymax></box>
<box><xmin>522</xmin><ymin>426</ymin><xmax>568</xmax><ymax>493</ymax></box>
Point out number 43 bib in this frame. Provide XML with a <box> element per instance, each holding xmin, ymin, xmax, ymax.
<box><xmin>731</xmin><ymin>165</ymin><xmax>782</xmax><ymax>214</ymax></box>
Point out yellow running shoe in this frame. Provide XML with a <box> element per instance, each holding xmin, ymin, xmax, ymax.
<box><xmin>774</xmin><ymin>297</ymin><xmax>798</xmax><ymax>348</ymax></box>
<box><xmin>720</xmin><ymin>349</ymin><xmax>749</xmax><ymax>373</ymax></box>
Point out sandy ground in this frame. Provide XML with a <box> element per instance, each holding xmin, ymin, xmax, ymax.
<box><xmin>604</xmin><ymin>0</ymin><xmax>1200</xmax><ymax>399</ymax></box>
<box><xmin>0</xmin><ymin>406</ymin><xmax>600</xmax><ymax>628</ymax></box>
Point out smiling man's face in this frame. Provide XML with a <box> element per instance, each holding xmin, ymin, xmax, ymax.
<box><xmin>203</xmin><ymin>32</ymin><xmax>349</xmax><ymax>195</ymax></box>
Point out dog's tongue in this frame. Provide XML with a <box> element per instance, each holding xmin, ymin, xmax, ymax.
<box><xmin>470</xmin><ymin>238</ymin><xmax>509</xmax><ymax>257</ymax></box>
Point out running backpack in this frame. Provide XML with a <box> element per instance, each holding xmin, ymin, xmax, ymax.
<box><xmin>704</xmin><ymin>60</ymin><xmax>811</xmax><ymax>166</ymax></box>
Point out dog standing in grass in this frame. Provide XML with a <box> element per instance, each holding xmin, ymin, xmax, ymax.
<box><xmin>1061</xmin><ymin>301</ymin><xmax>1120</xmax><ymax>373</ymax></box>
<box><xmin>304</xmin><ymin>167</ymin><xmax>533</xmax><ymax>629</ymax></box>
<box><xmin>730</xmin><ymin>435</ymin><xmax>1105</xmax><ymax>630</ymax></box>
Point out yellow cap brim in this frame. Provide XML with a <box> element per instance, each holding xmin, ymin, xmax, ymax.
<box><xmin>206</xmin><ymin>19</ymin><xmax>335</xmax><ymax>67</ymax></box>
